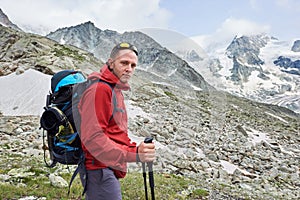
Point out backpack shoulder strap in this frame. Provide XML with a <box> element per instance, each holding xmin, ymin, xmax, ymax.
<box><xmin>96</xmin><ymin>80</ymin><xmax>119</xmax><ymax>122</ymax></box>
<box><xmin>68</xmin><ymin>79</ymin><xmax>119</xmax><ymax>196</ymax></box>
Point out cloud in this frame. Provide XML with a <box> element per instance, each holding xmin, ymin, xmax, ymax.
<box><xmin>276</xmin><ymin>0</ymin><xmax>300</xmax><ymax>11</ymax></box>
<box><xmin>192</xmin><ymin>17</ymin><xmax>271</xmax><ymax>50</ymax></box>
<box><xmin>0</xmin><ymin>0</ymin><xmax>172</xmax><ymax>34</ymax></box>
<box><xmin>249</xmin><ymin>0</ymin><xmax>260</xmax><ymax>11</ymax></box>
<box><xmin>215</xmin><ymin>17</ymin><xmax>270</xmax><ymax>38</ymax></box>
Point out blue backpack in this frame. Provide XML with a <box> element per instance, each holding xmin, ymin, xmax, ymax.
<box><xmin>40</xmin><ymin>69</ymin><xmax>117</xmax><ymax>167</ymax></box>
<box><xmin>40</xmin><ymin>70</ymin><xmax>86</xmax><ymax>167</ymax></box>
<box><xmin>40</xmin><ymin>69</ymin><xmax>118</xmax><ymax>195</ymax></box>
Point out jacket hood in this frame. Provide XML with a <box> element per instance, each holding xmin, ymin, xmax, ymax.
<box><xmin>88</xmin><ymin>64</ymin><xmax>130</xmax><ymax>90</ymax></box>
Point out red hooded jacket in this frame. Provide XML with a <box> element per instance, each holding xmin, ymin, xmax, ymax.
<box><xmin>78</xmin><ymin>64</ymin><xmax>137</xmax><ymax>178</ymax></box>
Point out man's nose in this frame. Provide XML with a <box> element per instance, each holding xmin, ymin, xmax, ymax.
<box><xmin>125</xmin><ymin>65</ymin><xmax>133</xmax><ymax>72</ymax></box>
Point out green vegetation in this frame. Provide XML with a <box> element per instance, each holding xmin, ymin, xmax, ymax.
<box><xmin>0</xmin><ymin>157</ymin><xmax>209</xmax><ymax>200</ymax></box>
<box><xmin>164</xmin><ymin>91</ymin><xmax>178</xmax><ymax>101</ymax></box>
<box><xmin>0</xmin><ymin>175</ymin><xmax>83</xmax><ymax>200</ymax></box>
<box><xmin>121</xmin><ymin>173</ymin><xmax>208</xmax><ymax>200</ymax></box>
<box><xmin>53</xmin><ymin>44</ymin><xmax>85</xmax><ymax>61</ymax></box>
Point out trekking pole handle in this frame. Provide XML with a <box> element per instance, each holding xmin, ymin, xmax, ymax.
<box><xmin>144</xmin><ymin>137</ymin><xmax>154</xmax><ymax>164</ymax></box>
<box><xmin>144</xmin><ymin>137</ymin><xmax>153</xmax><ymax>144</ymax></box>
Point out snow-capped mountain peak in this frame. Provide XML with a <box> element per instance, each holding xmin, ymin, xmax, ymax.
<box><xmin>181</xmin><ymin>34</ymin><xmax>300</xmax><ymax>113</ymax></box>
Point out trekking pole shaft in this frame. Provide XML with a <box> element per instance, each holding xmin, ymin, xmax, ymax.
<box><xmin>142</xmin><ymin>163</ymin><xmax>148</xmax><ymax>200</ymax></box>
<box><xmin>142</xmin><ymin>137</ymin><xmax>153</xmax><ymax>200</ymax></box>
<box><xmin>147</xmin><ymin>163</ymin><xmax>155</xmax><ymax>200</ymax></box>
<box><xmin>144</xmin><ymin>137</ymin><xmax>155</xmax><ymax>200</ymax></box>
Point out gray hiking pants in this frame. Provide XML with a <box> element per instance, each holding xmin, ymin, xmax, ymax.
<box><xmin>80</xmin><ymin>168</ymin><xmax>122</xmax><ymax>200</ymax></box>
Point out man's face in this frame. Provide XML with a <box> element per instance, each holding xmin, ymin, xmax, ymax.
<box><xmin>109</xmin><ymin>49</ymin><xmax>138</xmax><ymax>83</ymax></box>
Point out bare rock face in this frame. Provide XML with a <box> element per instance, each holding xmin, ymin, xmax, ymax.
<box><xmin>291</xmin><ymin>40</ymin><xmax>300</xmax><ymax>52</ymax></box>
<box><xmin>225</xmin><ymin>34</ymin><xmax>269</xmax><ymax>83</ymax></box>
<box><xmin>0</xmin><ymin>8</ymin><xmax>22</xmax><ymax>31</ymax></box>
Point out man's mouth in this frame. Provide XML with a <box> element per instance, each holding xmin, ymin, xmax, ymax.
<box><xmin>122</xmin><ymin>74</ymin><xmax>131</xmax><ymax>79</ymax></box>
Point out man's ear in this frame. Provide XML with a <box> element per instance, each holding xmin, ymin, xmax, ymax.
<box><xmin>107</xmin><ymin>58</ymin><xmax>113</xmax><ymax>70</ymax></box>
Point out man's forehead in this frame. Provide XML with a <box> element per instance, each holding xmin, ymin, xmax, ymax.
<box><xmin>115</xmin><ymin>49</ymin><xmax>138</xmax><ymax>61</ymax></box>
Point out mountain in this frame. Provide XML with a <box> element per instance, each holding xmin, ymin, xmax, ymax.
<box><xmin>0</xmin><ymin>8</ymin><xmax>22</xmax><ymax>32</ymax></box>
<box><xmin>47</xmin><ymin>22</ymin><xmax>300</xmax><ymax>113</ymax></box>
<box><xmin>46</xmin><ymin>21</ymin><xmax>212</xmax><ymax>91</ymax></box>
<box><xmin>291</xmin><ymin>40</ymin><xmax>300</xmax><ymax>52</ymax></box>
<box><xmin>184</xmin><ymin>34</ymin><xmax>300</xmax><ymax>113</ymax></box>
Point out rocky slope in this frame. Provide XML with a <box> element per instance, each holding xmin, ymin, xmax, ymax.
<box><xmin>1</xmin><ymin>83</ymin><xmax>299</xmax><ymax>199</ymax></box>
<box><xmin>0</xmin><ymin>24</ymin><xmax>102</xmax><ymax>77</ymax></box>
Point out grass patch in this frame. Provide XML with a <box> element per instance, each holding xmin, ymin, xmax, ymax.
<box><xmin>121</xmin><ymin>173</ymin><xmax>208</xmax><ymax>200</ymax></box>
<box><xmin>53</xmin><ymin>44</ymin><xmax>85</xmax><ymax>61</ymax></box>
<box><xmin>0</xmin><ymin>171</ymin><xmax>83</xmax><ymax>200</ymax></box>
<box><xmin>0</xmin><ymin>164</ymin><xmax>208</xmax><ymax>200</ymax></box>
<box><xmin>192</xmin><ymin>188</ymin><xmax>209</xmax><ymax>197</ymax></box>
<box><xmin>164</xmin><ymin>91</ymin><xmax>178</xmax><ymax>101</ymax></box>
<box><xmin>0</xmin><ymin>149</ymin><xmax>208</xmax><ymax>200</ymax></box>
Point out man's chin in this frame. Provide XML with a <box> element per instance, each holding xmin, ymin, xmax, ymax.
<box><xmin>120</xmin><ymin>78</ymin><xmax>129</xmax><ymax>84</ymax></box>
<box><xmin>120</xmin><ymin>76</ymin><xmax>131</xmax><ymax>83</ymax></box>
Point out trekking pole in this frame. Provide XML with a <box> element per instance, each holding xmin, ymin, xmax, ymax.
<box><xmin>144</xmin><ymin>137</ymin><xmax>155</xmax><ymax>200</ymax></box>
<box><xmin>147</xmin><ymin>161</ymin><xmax>155</xmax><ymax>200</ymax></box>
<box><xmin>142</xmin><ymin>162</ymin><xmax>148</xmax><ymax>200</ymax></box>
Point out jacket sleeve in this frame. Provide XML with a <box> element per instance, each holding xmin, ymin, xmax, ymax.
<box><xmin>79</xmin><ymin>82</ymin><xmax>137</xmax><ymax>168</ymax></box>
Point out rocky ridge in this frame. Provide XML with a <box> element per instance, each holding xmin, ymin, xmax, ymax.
<box><xmin>225</xmin><ymin>34</ymin><xmax>269</xmax><ymax>83</ymax></box>
<box><xmin>46</xmin><ymin>21</ymin><xmax>212</xmax><ymax>91</ymax></box>
<box><xmin>0</xmin><ymin>8</ymin><xmax>22</xmax><ymax>32</ymax></box>
<box><xmin>0</xmin><ymin>24</ymin><xmax>102</xmax><ymax>76</ymax></box>
<box><xmin>291</xmin><ymin>40</ymin><xmax>300</xmax><ymax>52</ymax></box>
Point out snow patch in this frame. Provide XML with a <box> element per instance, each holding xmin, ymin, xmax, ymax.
<box><xmin>168</xmin><ymin>69</ymin><xmax>177</xmax><ymax>76</ymax></box>
<box><xmin>0</xmin><ymin>69</ymin><xmax>51</xmax><ymax>116</ymax></box>
<box><xmin>60</xmin><ymin>37</ymin><xmax>66</xmax><ymax>45</ymax></box>
<box><xmin>246</xmin><ymin>127</ymin><xmax>295</xmax><ymax>156</ymax></box>
<box><xmin>126</xmin><ymin>100</ymin><xmax>155</xmax><ymax>122</ymax></box>
<box><xmin>220</xmin><ymin>160</ymin><xmax>256</xmax><ymax>177</ymax></box>
<box><xmin>191</xmin><ymin>84</ymin><xmax>202</xmax><ymax>91</ymax></box>
<box><xmin>247</xmin><ymin>128</ymin><xmax>269</xmax><ymax>145</ymax></box>
<box><xmin>265</xmin><ymin>112</ymin><xmax>289</xmax><ymax>123</ymax></box>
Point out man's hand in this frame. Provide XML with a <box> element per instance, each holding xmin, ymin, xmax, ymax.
<box><xmin>137</xmin><ymin>141</ymin><xmax>156</xmax><ymax>163</ymax></box>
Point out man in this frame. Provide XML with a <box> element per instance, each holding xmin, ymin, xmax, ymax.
<box><xmin>78</xmin><ymin>42</ymin><xmax>156</xmax><ymax>199</ymax></box>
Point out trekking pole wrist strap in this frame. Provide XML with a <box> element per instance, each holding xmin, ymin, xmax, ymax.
<box><xmin>136</xmin><ymin>147</ymin><xmax>141</xmax><ymax>163</ymax></box>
